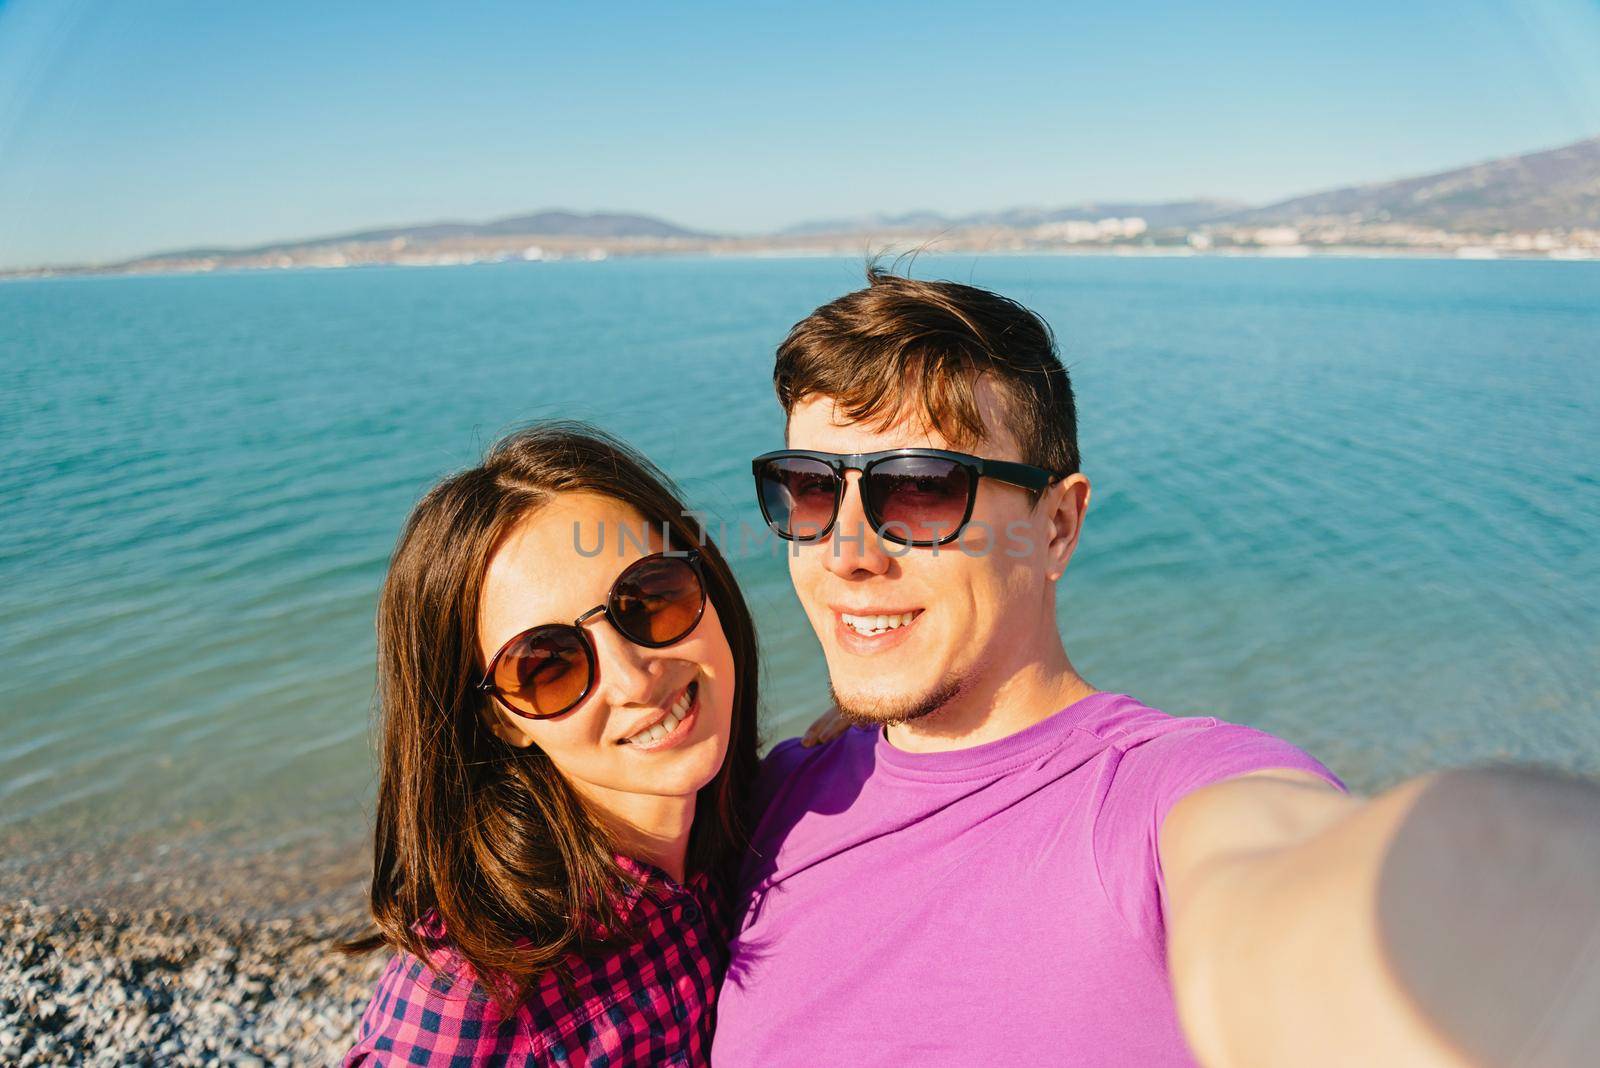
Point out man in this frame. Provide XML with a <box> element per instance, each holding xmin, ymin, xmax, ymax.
<box><xmin>712</xmin><ymin>270</ymin><xmax>1600</xmax><ymax>1066</ymax></box>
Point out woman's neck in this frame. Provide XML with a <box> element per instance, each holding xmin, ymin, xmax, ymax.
<box><xmin>574</xmin><ymin>783</ymin><xmax>696</xmax><ymax>883</ymax></box>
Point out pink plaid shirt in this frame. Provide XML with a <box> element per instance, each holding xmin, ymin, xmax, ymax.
<box><xmin>344</xmin><ymin>859</ymin><xmax>723</xmax><ymax>1067</ymax></box>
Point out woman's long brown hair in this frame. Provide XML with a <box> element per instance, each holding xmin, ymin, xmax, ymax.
<box><xmin>341</xmin><ymin>422</ymin><xmax>760</xmax><ymax>1008</ymax></box>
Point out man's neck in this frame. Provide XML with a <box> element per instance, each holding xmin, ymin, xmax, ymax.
<box><xmin>884</xmin><ymin>645</ymin><xmax>1096</xmax><ymax>755</ymax></box>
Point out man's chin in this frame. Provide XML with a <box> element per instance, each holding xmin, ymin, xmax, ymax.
<box><xmin>830</xmin><ymin>677</ymin><xmax>962</xmax><ymax>729</ymax></box>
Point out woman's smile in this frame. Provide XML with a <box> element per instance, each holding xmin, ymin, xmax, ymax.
<box><xmin>617</xmin><ymin>679</ymin><xmax>701</xmax><ymax>750</ymax></box>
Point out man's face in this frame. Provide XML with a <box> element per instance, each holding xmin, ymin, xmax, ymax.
<box><xmin>783</xmin><ymin>382</ymin><xmax>1079</xmax><ymax>727</ymax></box>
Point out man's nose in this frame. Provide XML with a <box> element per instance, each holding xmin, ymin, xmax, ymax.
<box><xmin>820</xmin><ymin>471</ymin><xmax>892</xmax><ymax>578</ymax></box>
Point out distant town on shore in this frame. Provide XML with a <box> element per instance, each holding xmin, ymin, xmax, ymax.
<box><xmin>9</xmin><ymin>135</ymin><xmax>1599</xmax><ymax>279</ymax></box>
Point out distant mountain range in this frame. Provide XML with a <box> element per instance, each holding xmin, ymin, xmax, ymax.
<box><xmin>789</xmin><ymin>136</ymin><xmax>1600</xmax><ymax>236</ymax></box>
<box><xmin>781</xmin><ymin>199</ymin><xmax>1244</xmax><ymax>235</ymax></box>
<box><xmin>12</xmin><ymin>135</ymin><xmax>1599</xmax><ymax>276</ymax></box>
<box><xmin>1221</xmin><ymin>136</ymin><xmax>1600</xmax><ymax>232</ymax></box>
<box><xmin>134</xmin><ymin>211</ymin><xmax>708</xmax><ymax>265</ymax></box>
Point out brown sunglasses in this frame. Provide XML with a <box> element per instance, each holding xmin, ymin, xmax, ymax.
<box><xmin>476</xmin><ymin>551</ymin><xmax>706</xmax><ymax>719</ymax></box>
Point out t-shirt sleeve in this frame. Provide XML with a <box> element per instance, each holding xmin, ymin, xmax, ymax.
<box><xmin>1090</xmin><ymin>718</ymin><xmax>1344</xmax><ymax>958</ymax></box>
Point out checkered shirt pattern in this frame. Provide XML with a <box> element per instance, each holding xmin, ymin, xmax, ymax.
<box><xmin>344</xmin><ymin>859</ymin><xmax>723</xmax><ymax>1067</ymax></box>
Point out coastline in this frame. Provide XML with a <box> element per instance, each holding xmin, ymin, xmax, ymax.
<box><xmin>3</xmin><ymin>241</ymin><xmax>1597</xmax><ymax>285</ymax></box>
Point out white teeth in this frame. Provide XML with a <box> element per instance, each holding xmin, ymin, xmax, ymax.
<box><xmin>841</xmin><ymin>611</ymin><xmax>918</xmax><ymax>636</ymax></box>
<box><xmin>623</xmin><ymin>684</ymin><xmax>695</xmax><ymax>746</ymax></box>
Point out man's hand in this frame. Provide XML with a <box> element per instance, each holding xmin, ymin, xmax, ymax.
<box><xmin>1161</xmin><ymin>767</ymin><xmax>1600</xmax><ymax>1067</ymax></box>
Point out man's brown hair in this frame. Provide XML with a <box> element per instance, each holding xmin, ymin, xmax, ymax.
<box><xmin>774</xmin><ymin>267</ymin><xmax>1080</xmax><ymax>475</ymax></box>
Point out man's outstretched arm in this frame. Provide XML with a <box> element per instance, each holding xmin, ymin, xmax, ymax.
<box><xmin>1160</xmin><ymin>766</ymin><xmax>1600</xmax><ymax>1068</ymax></box>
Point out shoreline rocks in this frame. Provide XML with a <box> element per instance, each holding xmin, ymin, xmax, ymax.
<box><xmin>1</xmin><ymin>899</ymin><xmax>384</xmax><ymax>1066</ymax></box>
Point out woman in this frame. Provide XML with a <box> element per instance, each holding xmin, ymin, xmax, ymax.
<box><xmin>343</xmin><ymin>421</ymin><xmax>760</xmax><ymax>1066</ymax></box>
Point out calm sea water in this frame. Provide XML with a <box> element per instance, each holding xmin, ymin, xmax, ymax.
<box><xmin>2</xmin><ymin>255</ymin><xmax>1597</xmax><ymax>897</ymax></box>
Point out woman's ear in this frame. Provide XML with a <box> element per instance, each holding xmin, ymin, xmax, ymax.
<box><xmin>484</xmin><ymin>701</ymin><xmax>538</xmax><ymax>748</ymax></box>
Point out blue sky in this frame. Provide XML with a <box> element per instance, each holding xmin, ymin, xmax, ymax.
<box><xmin>1</xmin><ymin>0</ymin><xmax>1597</xmax><ymax>268</ymax></box>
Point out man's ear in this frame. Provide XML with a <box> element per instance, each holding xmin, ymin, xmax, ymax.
<box><xmin>1043</xmin><ymin>473</ymin><xmax>1091</xmax><ymax>582</ymax></box>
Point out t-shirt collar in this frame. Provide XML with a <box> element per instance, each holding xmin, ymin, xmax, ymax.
<box><xmin>871</xmin><ymin>690</ymin><xmax>1116</xmax><ymax>781</ymax></box>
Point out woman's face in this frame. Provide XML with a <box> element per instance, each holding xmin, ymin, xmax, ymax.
<box><xmin>476</xmin><ymin>492</ymin><xmax>736</xmax><ymax>805</ymax></box>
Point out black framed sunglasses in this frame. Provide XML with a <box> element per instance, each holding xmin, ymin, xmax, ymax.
<box><xmin>476</xmin><ymin>551</ymin><xmax>706</xmax><ymax>719</ymax></box>
<box><xmin>752</xmin><ymin>448</ymin><xmax>1065</xmax><ymax>547</ymax></box>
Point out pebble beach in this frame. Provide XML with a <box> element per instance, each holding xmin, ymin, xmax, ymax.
<box><xmin>0</xmin><ymin>839</ymin><xmax>381</xmax><ymax>1066</ymax></box>
<box><xmin>2</xmin><ymin>899</ymin><xmax>382</xmax><ymax>1066</ymax></box>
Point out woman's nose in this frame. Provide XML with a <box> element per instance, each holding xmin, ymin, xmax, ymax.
<box><xmin>586</xmin><ymin>620</ymin><xmax>664</xmax><ymax>707</ymax></box>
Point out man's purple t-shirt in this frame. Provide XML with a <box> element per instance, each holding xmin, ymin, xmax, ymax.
<box><xmin>712</xmin><ymin>692</ymin><xmax>1343</xmax><ymax>1066</ymax></box>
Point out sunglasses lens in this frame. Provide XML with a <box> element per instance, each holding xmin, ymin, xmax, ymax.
<box><xmin>865</xmin><ymin>456</ymin><xmax>973</xmax><ymax>544</ymax></box>
<box><xmin>610</xmin><ymin>555</ymin><xmax>705</xmax><ymax>646</ymax></box>
<box><xmin>758</xmin><ymin>457</ymin><xmax>838</xmax><ymax>539</ymax></box>
<box><xmin>493</xmin><ymin>626</ymin><xmax>591</xmax><ymax>717</ymax></box>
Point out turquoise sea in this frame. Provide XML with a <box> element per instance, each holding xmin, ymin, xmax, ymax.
<box><xmin>2</xmin><ymin>255</ymin><xmax>1597</xmax><ymax>905</ymax></box>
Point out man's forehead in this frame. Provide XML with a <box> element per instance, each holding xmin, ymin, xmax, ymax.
<box><xmin>785</xmin><ymin>396</ymin><xmax>949</xmax><ymax>451</ymax></box>
<box><xmin>784</xmin><ymin>380</ymin><xmax>1023</xmax><ymax>459</ymax></box>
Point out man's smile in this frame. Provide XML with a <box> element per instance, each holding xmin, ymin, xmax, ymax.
<box><xmin>831</xmin><ymin>606</ymin><xmax>925</xmax><ymax>653</ymax></box>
